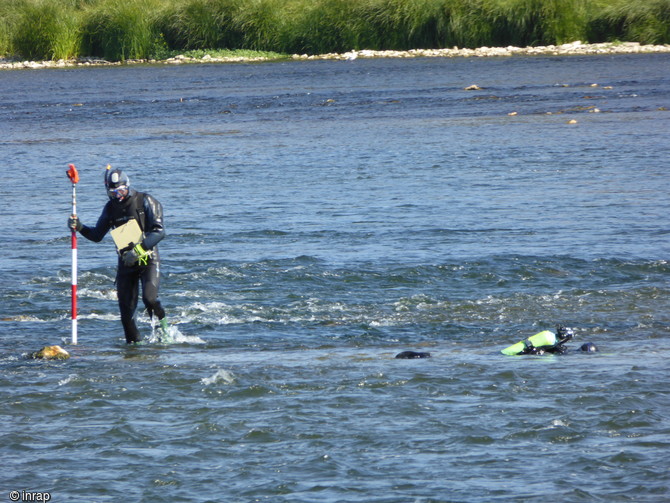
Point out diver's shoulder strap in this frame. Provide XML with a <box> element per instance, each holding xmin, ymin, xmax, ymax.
<box><xmin>108</xmin><ymin>192</ymin><xmax>146</xmax><ymax>231</ymax></box>
<box><xmin>134</xmin><ymin>192</ymin><xmax>146</xmax><ymax>231</ymax></box>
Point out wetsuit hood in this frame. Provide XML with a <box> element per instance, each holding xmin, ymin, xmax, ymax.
<box><xmin>105</xmin><ymin>166</ymin><xmax>131</xmax><ymax>202</ymax></box>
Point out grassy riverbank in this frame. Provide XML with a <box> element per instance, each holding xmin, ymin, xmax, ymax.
<box><xmin>1</xmin><ymin>0</ymin><xmax>669</xmax><ymax>62</ymax></box>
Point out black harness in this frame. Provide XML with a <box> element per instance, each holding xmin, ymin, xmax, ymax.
<box><xmin>108</xmin><ymin>192</ymin><xmax>146</xmax><ymax>231</ymax></box>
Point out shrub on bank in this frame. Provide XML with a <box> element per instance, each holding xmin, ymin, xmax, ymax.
<box><xmin>2</xmin><ymin>0</ymin><xmax>669</xmax><ymax>61</ymax></box>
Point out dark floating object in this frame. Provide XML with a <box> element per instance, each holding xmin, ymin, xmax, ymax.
<box><xmin>395</xmin><ymin>351</ymin><xmax>431</xmax><ymax>359</ymax></box>
<box><xmin>580</xmin><ymin>342</ymin><xmax>598</xmax><ymax>352</ymax></box>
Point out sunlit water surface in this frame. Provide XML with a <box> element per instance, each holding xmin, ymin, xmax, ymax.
<box><xmin>1</xmin><ymin>54</ymin><xmax>669</xmax><ymax>502</ymax></box>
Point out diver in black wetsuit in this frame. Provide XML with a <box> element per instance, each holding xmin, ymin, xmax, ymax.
<box><xmin>68</xmin><ymin>166</ymin><xmax>168</xmax><ymax>343</ymax></box>
<box><xmin>518</xmin><ymin>326</ymin><xmax>598</xmax><ymax>355</ymax></box>
<box><xmin>523</xmin><ymin>326</ymin><xmax>574</xmax><ymax>355</ymax></box>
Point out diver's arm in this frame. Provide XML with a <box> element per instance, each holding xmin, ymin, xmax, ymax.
<box><xmin>80</xmin><ymin>204</ymin><xmax>112</xmax><ymax>243</ymax></box>
<box><xmin>141</xmin><ymin>194</ymin><xmax>165</xmax><ymax>250</ymax></box>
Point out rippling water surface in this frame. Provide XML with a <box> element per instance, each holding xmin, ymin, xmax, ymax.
<box><xmin>1</xmin><ymin>54</ymin><xmax>669</xmax><ymax>502</ymax></box>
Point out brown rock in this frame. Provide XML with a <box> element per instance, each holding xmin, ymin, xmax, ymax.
<box><xmin>32</xmin><ymin>345</ymin><xmax>70</xmax><ymax>360</ymax></box>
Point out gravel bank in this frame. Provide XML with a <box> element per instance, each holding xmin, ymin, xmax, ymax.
<box><xmin>2</xmin><ymin>41</ymin><xmax>669</xmax><ymax>70</ymax></box>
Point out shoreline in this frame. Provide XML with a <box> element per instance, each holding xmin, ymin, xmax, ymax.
<box><xmin>2</xmin><ymin>41</ymin><xmax>669</xmax><ymax>70</ymax></box>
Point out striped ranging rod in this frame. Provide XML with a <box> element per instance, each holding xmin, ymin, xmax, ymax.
<box><xmin>66</xmin><ymin>164</ymin><xmax>80</xmax><ymax>344</ymax></box>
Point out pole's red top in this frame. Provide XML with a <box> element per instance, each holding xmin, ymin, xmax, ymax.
<box><xmin>66</xmin><ymin>163</ymin><xmax>80</xmax><ymax>184</ymax></box>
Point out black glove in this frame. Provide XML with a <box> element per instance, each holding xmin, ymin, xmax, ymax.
<box><xmin>68</xmin><ymin>215</ymin><xmax>82</xmax><ymax>232</ymax></box>
<box><xmin>122</xmin><ymin>247</ymin><xmax>140</xmax><ymax>267</ymax></box>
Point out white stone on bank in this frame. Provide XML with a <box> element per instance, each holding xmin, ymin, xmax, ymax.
<box><xmin>1</xmin><ymin>42</ymin><xmax>669</xmax><ymax>70</ymax></box>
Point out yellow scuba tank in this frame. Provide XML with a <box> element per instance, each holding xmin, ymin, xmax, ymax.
<box><xmin>501</xmin><ymin>330</ymin><xmax>558</xmax><ymax>355</ymax></box>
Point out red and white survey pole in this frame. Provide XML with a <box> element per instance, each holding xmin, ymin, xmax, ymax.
<box><xmin>66</xmin><ymin>164</ymin><xmax>80</xmax><ymax>345</ymax></box>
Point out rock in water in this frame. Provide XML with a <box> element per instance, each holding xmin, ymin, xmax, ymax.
<box><xmin>32</xmin><ymin>345</ymin><xmax>70</xmax><ymax>360</ymax></box>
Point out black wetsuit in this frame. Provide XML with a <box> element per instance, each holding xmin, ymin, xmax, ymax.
<box><xmin>80</xmin><ymin>189</ymin><xmax>166</xmax><ymax>343</ymax></box>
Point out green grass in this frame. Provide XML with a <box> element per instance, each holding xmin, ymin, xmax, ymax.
<box><xmin>81</xmin><ymin>0</ymin><xmax>162</xmax><ymax>60</ymax></box>
<box><xmin>287</xmin><ymin>0</ymin><xmax>366</xmax><ymax>54</ymax></box>
<box><xmin>486</xmin><ymin>0</ymin><xmax>589</xmax><ymax>47</ymax></box>
<box><xmin>8</xmin><ymin>0</ymin><xmax>82</xmax><ymax>60</ymax></box>
<box><xmin>2</xmin><ymin>0</ymin><xmax>669</xmax><ymax>61</ymax></box>
<box><xmin>161</xmin><ymin>48</ymin><xmax>287</xmax><ymax>60</ymax></box>
<box><xmin>588</xmin><ymin>0</ymin><xmax>670</xmax><ymax>44</ymax></box>
<box><xmin>156</xmin><ymin>0</ymin><xmax>245</xmax><ymax>51</ymax></box>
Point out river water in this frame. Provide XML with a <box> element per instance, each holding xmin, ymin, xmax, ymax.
<box><xmin>1</xmin><ymin>54</ymin><xmax>669</xmax><ymax>502</ymax></box>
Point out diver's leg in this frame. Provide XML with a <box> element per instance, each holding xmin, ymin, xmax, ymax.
<box><xmin>141</xmin><ymin>259</ymin><xmax>165</xmax><ymax>322</ymax></box>
<box><xmin>117</xmin><ymin>265</ymin><xmax>141</xmax><ymax>343</ymax></box>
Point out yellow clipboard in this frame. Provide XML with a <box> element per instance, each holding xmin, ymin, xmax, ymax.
<box><xmin>110</xmin><ymin>219</ymin><xmax>143</xmax><ymax>253</ymax></box>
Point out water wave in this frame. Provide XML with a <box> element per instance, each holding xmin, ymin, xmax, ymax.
<box><xmin>201</xmin><ymin>369</ymin><xmax>236</xmax><ymax>386</ymax></box>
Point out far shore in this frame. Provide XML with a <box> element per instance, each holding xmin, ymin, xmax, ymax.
<box><xmin>2</xmin><ymin>41</ymin><xmax>669</xmax><ymax>70</ymax></box>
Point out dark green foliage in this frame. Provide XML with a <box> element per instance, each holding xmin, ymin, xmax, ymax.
<box><xmin>10</xmin><ymin>0</ymin><xmax>81</xmax><ymax>60</ymax></box>
<box><xmin>287</xmin><ymin>0</ymin><xmax>367</xmax><ymax>54</ymax></box>
<box><xmin>2</xmin><ymin>0</ymin><xmax>669</xmax><ymax>61</ymax></box>
<box><xmin>156</xmin><ymin>0</ymin><xmax>244</xmax><ymax>51</ymax></box>
<box><xmin>81</xmin><ymin>0</ymin><xmax>160</xmax><ymax>60</ymax></box>
<box><xmin>486</xmin><ymin>0</ymin><xmax>589</xmax><ymax>47</ymax></box>
<box><xmin>588</xmin><ymin>0</ymin><xmax>670</xmax><ymax>44</ymax></box>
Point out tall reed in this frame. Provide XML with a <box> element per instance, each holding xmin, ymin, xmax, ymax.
<box><xmin>286</xmin><ymin>0</ymin><xmax>365</xmax><ymax>54</ymax></box>
<box><xmin>437</xmin><ymin>0</ymin><xmax>496</xmax><ymax>49</ymax></box>
<box><xmin>231</xmin><ymin>0</ymin><xmax>288</xmax><ymax>52</ymax></box>
<box><xmin>0</xmin><ymin>2</ymin><xmax>18</xmax><ymax>57</ymax></box>
<box><xmin>81</xmin><ymin>0</ymin><xmax>162</xmax><ymax>60</ymax></box>
<box><xmin>588</xmin><ymin>0</ymin><xmax>670</xmax><ymax>44</ymax></box>
<box><xmin>10</xmin><ymin>0</ymin><xmax>82</xmax><ymax>60</ymax></box>
<box><xmin>484</xmin><ymin>0</ymin><xmax>589</xmax><ymax>47</ymax></box>
<box><xmin>1</xmin><ymin>0</ymin><xmax>669</xmax><ymax>61</ymax></box>
<box><xmin>156</xmin><ymin>0</ymin><xmax>244</xmax><ymax>51</ymax></box>
<box><xmin>355</xmin><ymin>0</ymin><xmax>449</xmax><ymax>50</ymax></box>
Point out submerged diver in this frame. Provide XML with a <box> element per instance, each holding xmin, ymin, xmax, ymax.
<box><xmin>501</xmin><ymin>325</ymin><xmax>598</xmax><ymax>355</ymax></box>
<box><xmin>68</xmin><ymin>166</ymin><xmax>168</xmax><ymax>343</ymax></box>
